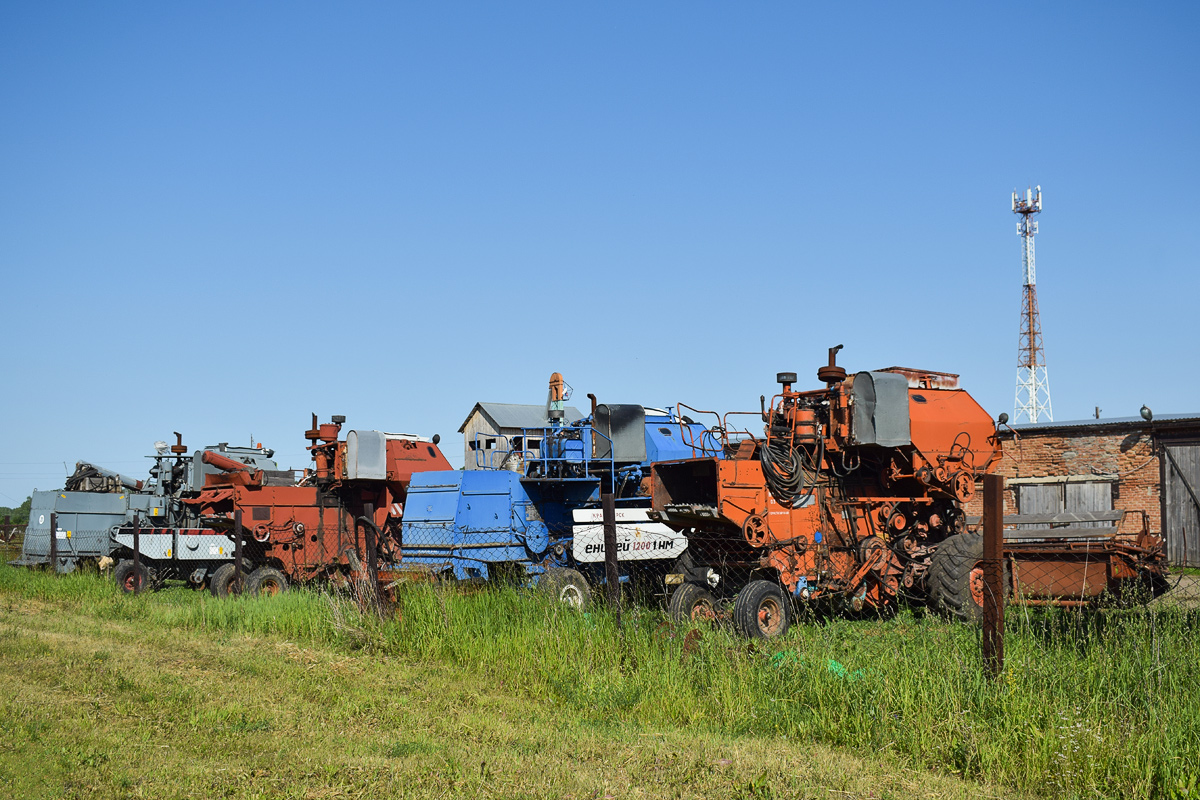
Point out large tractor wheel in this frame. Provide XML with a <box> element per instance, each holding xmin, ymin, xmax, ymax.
<box><xmin>927</xmin><ymin>532</ymin><xmax>1009</xmax><ymax>622</ymax></box>
<box><xmin>113</xmin><ymin>559</ymin><xmax>150</xmax><ymax>594</ymax></box>
<box><xmin>733</xmin><ymin>580</ymin><xmax>789</xmax><ymax>639</ymax></box>
<box><xmin>209</xmin><ymin>563</ymin><xmax>246</xmax><ymax>599</ymax></box>
<box><xmin>668</xmin><ymin>582</ymin><xmax>718</xmax><ymax>624</ymax></box>
<box><xmin>247</xmin><ymin>567</ymin><xmax>289</xmax><ymax>597</ymax></box>
<box><xmin>538</xmin><ymin>568</ymin><xmax>591</xmax><ymax>610</ymax></box>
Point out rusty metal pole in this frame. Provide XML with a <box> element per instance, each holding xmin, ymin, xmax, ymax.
<box><xmin>233</xmin><ymin>509</ymin><xmax>243</xmax><ymax>594</ymax></box>
<box><xmin>602</xmin><ymin>487</ymin><xmax>621</xmax><ymax>629</ymax></box>
<box><xmin>363</xmin><ymin>502</ymin><xmax>383</xmax><ymax>613</ymax></box>
<box><xmin>49</xmin><ymin>512</ymin><xmax>58</xmax><ymax>573</ymax></box>
<box><xmin>982</xmin><ymin>473</ymin><xmax>1005</xmax><ymax>678</ymax></box>
<box><xmin>131</xmin><ymin>512</ymin><xmax>141</xmax><ymax>594</ymax></box>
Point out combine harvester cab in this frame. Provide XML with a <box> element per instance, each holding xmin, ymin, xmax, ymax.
<box><xmin>399</xmin><ymin>374</ymin><xmax>720</xmax><ymax>605</ymax></box>
<box><xmin>13</xmin><ymin>434</ymin><xmax>277</xmax><ymax>574</ymax></box>
<box><xmin>107</xmin><ymin>415</ymin><xmax>453</xmax><ymax>596</ymax></box>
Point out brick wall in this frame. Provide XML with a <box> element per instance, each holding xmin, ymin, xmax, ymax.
<box><xmin>965</xmin><ymin>423</ymin><xmax>1161</xmax><ymax>533</ymax></box>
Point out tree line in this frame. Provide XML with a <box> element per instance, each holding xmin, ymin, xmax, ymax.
<box><xmin>1</xmin><ymin>496</ymin><xmax>31</xmax><ymax>526</ymax></box>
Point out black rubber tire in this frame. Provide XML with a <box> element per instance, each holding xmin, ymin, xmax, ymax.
<box><xmin>733</xmin><ymin>579</ymin><xmax>789</xmax><ymax>639</ymax></box>
<box><xmin>538</xmin><ymin>568</ymin><xmax>591</xmax><ymax>610</ymax></box>
<box><xmin>113</xmin><ymin>559</ymin><xmax>150</xmax><ymax>594</ymax></box>
<box><xmin>247</xmin><ymin>566</ymin><xmax>289</xmax><ymax>597</ymax></box>
<box><xmin>209</xmin><ymin>563</ymin><xmax>246</xmax><ymax>598</ymax></box>
<box><xmin>668</xmin><ymin>582</ymin><xmax>718</xmax><ymax>624</ymax></box>
<box><xmin>927</xmin><ymin>532</ymin><xmax>1009</xmax><ymax>622</ymax></box>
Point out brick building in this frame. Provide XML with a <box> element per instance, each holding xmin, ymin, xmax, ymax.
<box><xmin>965</xmin><ymin>413</ymin><xmax>1200</xmax><ymax>565</ymax></box>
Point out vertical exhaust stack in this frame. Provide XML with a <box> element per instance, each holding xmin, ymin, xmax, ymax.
<box><xmin>817</xmin><ymin>344</ymin><xmax>846</xmax><ymax>385</ymax></box>
<box><xmin>547</xmin><ymin>372</ymin><xmax>567</xmax><ymax>425</ymax></box>
<box><xmin>305</xmin><ymin>413</ymin><xmax>344</xmax><ymax>482</ymax></box>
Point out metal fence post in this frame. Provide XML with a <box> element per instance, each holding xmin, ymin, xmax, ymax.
<box><xmin>363</xmin><ymin>502</ymin><xmax>383</xmax><ymax>613</ymax></box>
<box><xmin>49</xmin><ymin>512</ymin><xmax>57</xmax><ymax>573</ymax></box>
<box><xmin>234</xmin><ymin>509</ymin><xmax>243</xmax><ymax>594</ymax></box>
<box><xmin>982</xmin><ymin>473</ymin><xmax>1005</xmax><ymax>678</ymax></box>
<box><xmin>602</xmin><ymin>488</ymin><xmax>621</xmax><ymax>630</ymax></box>
<box><xmin>132</xmin><ymin>512</ymin><xmax>141</xmax><ymax>594</ymax></box>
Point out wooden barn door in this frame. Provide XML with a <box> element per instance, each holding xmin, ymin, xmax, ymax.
<box><xmin>1163</xmin><ymin>442</ymin><xmax>1200</xmax><ymax>566</ymax></box>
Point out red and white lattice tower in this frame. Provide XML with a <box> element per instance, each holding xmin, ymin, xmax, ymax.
<box><xmin>1012</xmin><ymin>185</ymin><xmax>1052</xmax><ymax>423</ymax></box>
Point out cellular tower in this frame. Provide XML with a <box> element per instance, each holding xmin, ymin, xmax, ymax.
<box><xmin>1012</xmin><ymin>185</ymin><xmax>1052</xmax><ymax>423</ymax></box>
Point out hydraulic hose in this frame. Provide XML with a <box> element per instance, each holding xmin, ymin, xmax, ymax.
<box><xmin>760</xmin><ymin>427</ymin><xmax>811</xmax><ymax>508</ymax></box>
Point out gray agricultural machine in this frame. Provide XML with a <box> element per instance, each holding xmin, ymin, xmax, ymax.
<box><xmin>12</xmin><ymin>434</ymin><xmax>283</xmax><ymax>573</ymax></box>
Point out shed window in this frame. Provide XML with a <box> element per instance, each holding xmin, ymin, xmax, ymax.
<box><xmin>1015</xmin><ymin>480</ymin><xmax>1114</xmax><ymax>529</ymax></box>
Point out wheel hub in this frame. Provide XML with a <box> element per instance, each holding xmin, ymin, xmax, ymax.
<box><xmin>757</xmin><ymin>598</ymin><xmax>783</xmax><ymax>635</ymax></box>
<box><xmin>969</xmin><ymin>565</ymin><xmax>986</xmax><ymax>608</ymax></box>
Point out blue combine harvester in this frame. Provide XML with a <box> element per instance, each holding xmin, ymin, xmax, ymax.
<box><xmin>398</xmin><ymin>374</ymin><xmax>722</xmax><ymax>606</ymax></box>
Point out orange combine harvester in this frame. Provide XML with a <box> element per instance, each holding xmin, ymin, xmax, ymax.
<box><xmin>650</xmin><ymin>346</ymin><xmax>1166</xmax><ymax>637</ymax></box>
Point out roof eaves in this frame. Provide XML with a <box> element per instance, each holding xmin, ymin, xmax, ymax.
<box><xmin>457</xmin><ymin>403</ymin><xmax>486</xmax><ymax>434</ymax></box>
<box><xmin>1009</xmin><ymin>413</ymin><xmax>1200</xmax><ymax>433</ymax></box>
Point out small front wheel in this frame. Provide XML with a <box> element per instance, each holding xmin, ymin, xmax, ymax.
<box><xmin>734</xmin><ymin>580</ymin><xmax>789</xmax><ymax>639</ymax></box>
<box><xmin>668</xmin><ymin>582</ymin><xmax>718</xmax><ymax>624</ymax></box>
<box><xmin>209</xmin><ymin>563</ymin><xmax>245</xmax><ymax>598</ymax></box>
<box><xmin>113</xmin><ymin>559</ymin><xmax>150</xmax><ymax>594</ymax></box>
<box><xmin>247</xmin><ymin>566</ymin><xmax>289</xmax><ymax>597</ymax></box>
<box><xmin>538</xmin><ymin>568</ymin><xmax>591</xmax><ymax>610</ymax></box>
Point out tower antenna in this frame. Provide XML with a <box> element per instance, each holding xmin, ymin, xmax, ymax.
<box><xmin>1012</xmin><ymin>185</ymin><xmax>1052</xmax><ymax>423</ymax></box>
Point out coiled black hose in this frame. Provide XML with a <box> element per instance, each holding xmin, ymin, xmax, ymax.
<box><xmin>760</xmin><ymin>429</ymin><xmax>809</xmax><ymax>508</ymax></box>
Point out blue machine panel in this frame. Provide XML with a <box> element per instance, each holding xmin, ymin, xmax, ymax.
<box><xmin>405</xmin><ymin>472</ymin><xmax>465</xmax><ymax>524</ymax></box>
<box><xmin>401</xmin><ymin>471</ymin><xmax>536</xmax><ymax>580</ymax></box>
<box><xmin>644</xmin><ymin>415</ymin><xmax>722</xmax><ymax>462</ymax></box>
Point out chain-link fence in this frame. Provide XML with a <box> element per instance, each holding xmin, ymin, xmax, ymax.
<box><xmin>7</xmin><ymin>501</ymin><xmax>1198</xmax><ymax>640</ymax></box>
<box><xmin>0</xmin><ymin>519</ymin><xmax>24</xmax><ymax>564</ymax></box>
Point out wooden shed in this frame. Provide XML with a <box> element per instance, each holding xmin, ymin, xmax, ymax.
<box><xmin>457</xmin><ymin>403</ymin><xmax>584</xmax><ymax>471</ymax></box>
<box><xmin>965</xmin><ymin>413</ymin><xmax>1200</xmax><ymax>566</ymax></box>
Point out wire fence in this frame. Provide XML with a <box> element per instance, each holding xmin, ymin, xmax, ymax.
<box><xmin>5</xmin><ymin>511</ymin><xmax>1198</xmax><ymax>642</ymax></box>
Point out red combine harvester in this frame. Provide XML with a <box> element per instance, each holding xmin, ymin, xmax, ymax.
<box><xmin>110</xmin><ymin>414</ymin><xmax>451</xmax><ymax>596</ymax></box>
<box><xmin>649</xmin><ymin>347</ymin><xmax>1167</xmax><ymax>637</ymax></box>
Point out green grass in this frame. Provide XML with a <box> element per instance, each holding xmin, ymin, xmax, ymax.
<box><xmin>2</xmin><ymin>564</ymin><xmax>1198</xmax><ymax>799</ymax></box>
<box><xmin>382</xmin><ymin>585</ymin><xmax>1200</xmax><ymax>799</ymax></box>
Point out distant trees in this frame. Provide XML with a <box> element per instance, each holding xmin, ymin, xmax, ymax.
<box><xmin>1</xmin><ymin>496</ymin><xmax>31</xmax><ymax>525</ymax></box>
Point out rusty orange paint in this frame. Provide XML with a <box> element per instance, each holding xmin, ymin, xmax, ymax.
<box><xmin>652</xmin><ymin>359</ymin><xmax>1004</xmax><ymax>614</ymax></box>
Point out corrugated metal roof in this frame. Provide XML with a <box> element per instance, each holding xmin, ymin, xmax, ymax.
<box><xmin>1010</xmin><ymin>412</ymin><xmax>1200</xmax><ymax>432</ymax></box>
<box><xmin>458</xmin><ymin>402</ymin><xmax>584</xmax><ymax>433</ymax></box>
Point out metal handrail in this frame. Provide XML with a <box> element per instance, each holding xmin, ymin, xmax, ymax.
<box><xmin>472</xmin><ymin>432</ymin><xmax>516</xmax><ymax>469</ymax></box>
<box><xmin>676</xmin><ymin>403</ymin><xmax>726</xmax><ymax>457</ymax></box>
<box><xmin>476</xmin><ymin>425</ymin><xmax>619</xmax><ymax>492</ymax></box>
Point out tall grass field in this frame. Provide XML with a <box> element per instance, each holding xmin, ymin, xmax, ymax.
<box><xmin>1</xmin><ymin>564</ymin><xmax>1197</xmax><ymax>799</ymax></box>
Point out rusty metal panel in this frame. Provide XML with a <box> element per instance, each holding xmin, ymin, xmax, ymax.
<box><xmin>1012</xmin><ymin>557</ymin><xmax>1108</xmax><ymax>599</ymax></box>
<box><xmin>877</xmin><ymin>367</ymin><xmax>960</xmax><ymax>389</ymax></box>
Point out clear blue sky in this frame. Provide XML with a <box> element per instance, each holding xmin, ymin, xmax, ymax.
<box><xmin>2</xmin><ymin>2</ymin><xmax>1197</xmax><ymax>503</ymax></box>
